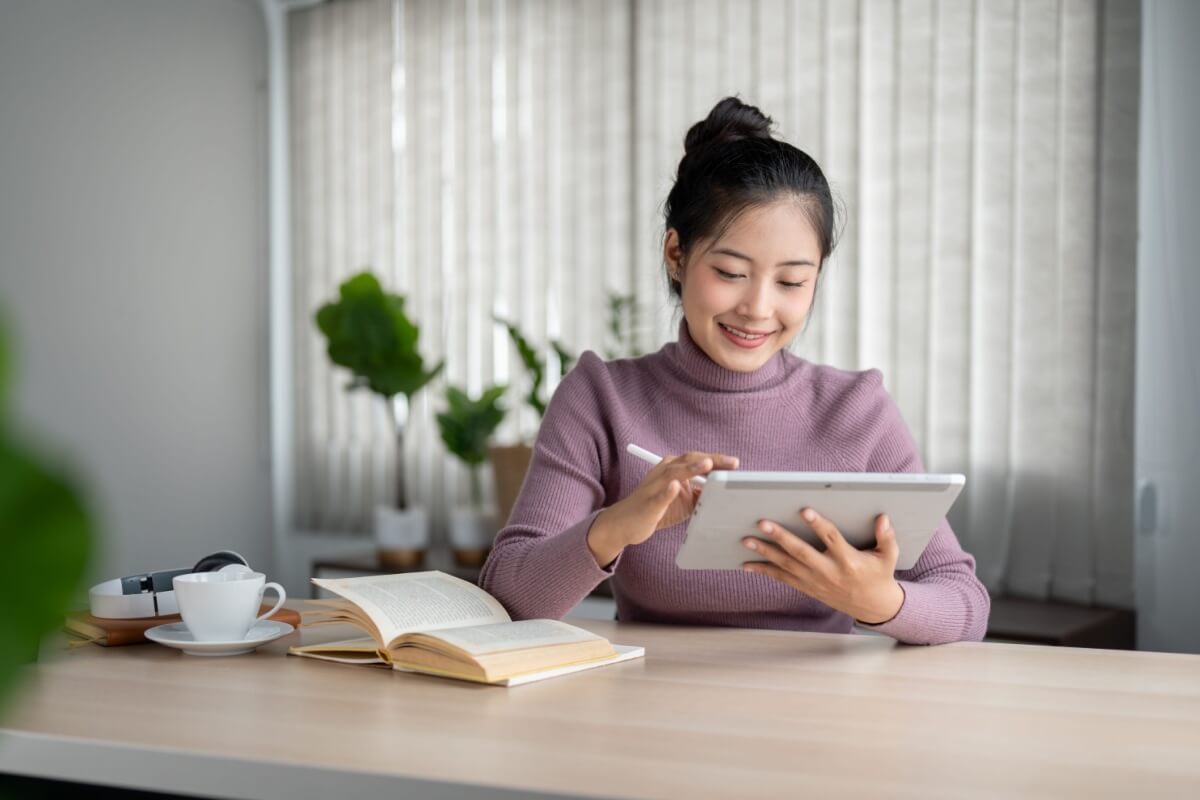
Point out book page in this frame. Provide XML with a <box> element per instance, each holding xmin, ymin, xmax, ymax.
<box><xmin>500</xmin><ymin>645</ymin><xmax>645</xmax><ymax>687</ymax></box>
<box><xmin>288</xmin><ymin>636</ymin><xmax>390</xmax><ymax>665</ymax></box>
<box><xmin>311</xmin><ymin>571</ymin><xmax>511</xmax><ymax>644</ymax></box>
<box><xmin>413</xmin><ymin>619</ymin><xmax>605</xmax><ymax>656</ymax></box>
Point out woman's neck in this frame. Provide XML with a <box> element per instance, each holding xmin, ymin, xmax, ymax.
<box><xmin>663</xmin><ymin>318</ymin><xmax>790</xmax><ymax>393</ymax></box>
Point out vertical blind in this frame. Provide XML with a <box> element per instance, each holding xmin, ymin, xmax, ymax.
<box><xmin>288</xmin><ymin>0</ymin><xmax>1139</xmax><ymax>607</ymax></box>
<box><xmin>289</xmin><ymin>0</ymin><xmax>635</xmax><ymax>544</ymax></box>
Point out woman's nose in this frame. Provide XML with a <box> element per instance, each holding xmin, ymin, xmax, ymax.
<box><xmin>736</xmin><ymin>279</ymin><xmax>772</xmax><ymax>320</ymax></box>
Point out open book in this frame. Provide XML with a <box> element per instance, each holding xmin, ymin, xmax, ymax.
<box><xmin>288</xmin><ymin>571</ymin><xmax>643</xmax><ymax>686</ymax></box>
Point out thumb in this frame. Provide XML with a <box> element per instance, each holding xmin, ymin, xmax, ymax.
<box><xmin>646</xmin><ymin>479</ymin><xmax>681</xmax><ymax>521</ymax></box>
<box><xmin>875</xmin><ymin>514</ymin><xmax>899</xmax><ymax>561</ymax></box>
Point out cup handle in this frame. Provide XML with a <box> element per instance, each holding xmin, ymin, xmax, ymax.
<box><xmin>256</xmin><ymin>582</ymin><xmax>287</xmax><ymax>623</ymax></box>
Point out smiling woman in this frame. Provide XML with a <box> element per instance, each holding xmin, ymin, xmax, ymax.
<box><xmin>479</xmin><ymin>97</ymin><xmax>990</xmax><ymax>646</ymax></box>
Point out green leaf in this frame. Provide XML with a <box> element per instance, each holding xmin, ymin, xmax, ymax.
<box><xmin>604</xmin><ymin>290</ymin><xmax>641</xmax><ymax>359</ymax></box>
<box><xmin>0</xmin><ymin>314</ymin><xmax>93</xmax><ymax>713</ymax></box>
<box><xmin>0</xmin><ymin>436</ymin><xmax>92</xmax><ymax>714</ymax></box>
<box><xmin>526</xmin><ymin>385</ymin><xmax>546</xmax><ymax>418</ymax></box>
<box><xmin>436</xmin><ymin>384</ymin><xmax>508</xmax><ymax>467</ymax></box>
<box><xmin>498</xmin><ymin>319</ymin><xmax>543</xmax><ymax>375</ymax></box>
<box><xmin>496</xmin><ymin>318</ymin><xmax>547</xmax><ymax>418</ymax></box>
<box><xmin>551</xmin><ymin>340</ymin><xmax>576</xmax><ymax>377</ymax></box>
<box><xmin>314</xmin><ymin>271</ymin><xmax>441</xmax><ymax>403</ymax></box>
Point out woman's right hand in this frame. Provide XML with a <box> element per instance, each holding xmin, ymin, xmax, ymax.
<box><xmin>587</xmin><ymin>451</ymin><xmax>739</xmax><ymax>566</ymax></box>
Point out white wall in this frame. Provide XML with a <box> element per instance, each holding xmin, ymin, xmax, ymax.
<box><xmin>1136</xmin><ymin>0</ymin><xmax>1200</xmax><ymax>654</ymax></box>
<box><xmin>0</xmin><ymin>0</ymin><xmax>273</xmax><ymax>588</ymax></box>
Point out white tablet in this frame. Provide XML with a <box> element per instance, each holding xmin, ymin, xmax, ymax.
<box><xmin>675</xmin><ymin>471</ymin><xmax>965</xmax><ymax>571</ymax></box>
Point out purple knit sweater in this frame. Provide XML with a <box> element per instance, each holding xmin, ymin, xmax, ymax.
<box><xmin>480</xmin><ymin>322</ymin><xmax>990</xmax><ymax>645</ymax></box>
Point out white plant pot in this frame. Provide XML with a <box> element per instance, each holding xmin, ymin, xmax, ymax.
<box><xmin>447</xmin><ymin>507</ymin><xmax>497</xmax><ymax>567</ymax></box>
<box><xmin>374</xmin><ymin>505</ymin><xmax>430</xmax><ymax>569</ymax></box>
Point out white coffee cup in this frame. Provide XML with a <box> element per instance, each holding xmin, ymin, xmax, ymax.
<box><xmin>173</xmin><ymin>570</ymin><xmax>286</xmax><ymax>642</ymax></box>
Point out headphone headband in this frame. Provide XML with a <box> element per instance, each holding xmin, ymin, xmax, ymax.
<box><xmin>88</xmin><ymin>550</ymin><xmax>251</xmax><ymax>619</ymax></box>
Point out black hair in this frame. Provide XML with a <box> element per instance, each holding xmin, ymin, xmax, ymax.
<box><xmin>663</xmin><ymin>96</ymin><xmax>839</xmax><ymax>299</ymax></box>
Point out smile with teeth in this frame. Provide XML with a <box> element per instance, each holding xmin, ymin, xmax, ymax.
<box><xmin>719</xmin><ymin>322</ymin><xmax>772</xmax><ymax>340</ymax></box>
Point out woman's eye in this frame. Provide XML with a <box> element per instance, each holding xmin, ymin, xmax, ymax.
<box><xmin>715</xmin><ymin>268</ymin><xmax>742</xmax><ymax>280</ymax></box>
<box><xmin>779</xmin><ymin>281</ymin><xmax>808</xmax><ymax>289</ymax></box>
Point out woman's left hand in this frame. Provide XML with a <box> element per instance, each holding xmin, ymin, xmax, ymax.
<box><xmin>742</xmin><ymin>508</ymin><xmax>905</xmax><ymax>625</ymax></box>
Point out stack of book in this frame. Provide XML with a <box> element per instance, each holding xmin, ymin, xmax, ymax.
<box><xmin>64</xmin><ymin>605</ymin><xmax>302</xmax><ymax>647</ymax></box>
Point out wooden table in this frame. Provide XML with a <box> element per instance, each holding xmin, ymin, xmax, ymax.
<box><xmin>2</xmin><ymin>610</ymin><xmax>1199</xmax><ymax>798</ymax></box>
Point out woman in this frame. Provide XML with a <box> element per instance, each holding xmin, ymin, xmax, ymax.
<box><xmin>479</xmin><ymin>97</ymin><xmax>989</xmax><ymax>645</ymax></box>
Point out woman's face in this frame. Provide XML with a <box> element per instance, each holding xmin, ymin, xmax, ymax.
<box><xmin>665</xmin><ymin>200</ymin><xmax>822</xmax><ymax>373</ymax></box>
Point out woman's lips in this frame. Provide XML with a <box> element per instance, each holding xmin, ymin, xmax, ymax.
<box><xmin>718</xmin><ymin>322</ymin><xmax>772</xmax><ymax>349</ymax></box>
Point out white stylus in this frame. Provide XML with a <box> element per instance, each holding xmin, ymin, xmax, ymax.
<box><xmin>625</xmin><ymin>443</ymin><xmax>708</xmax><ymax>486</ymax></box>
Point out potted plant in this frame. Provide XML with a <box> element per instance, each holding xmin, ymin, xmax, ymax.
<box><xmin>488</xmin><ymin>319</ymin><xmax>576</xmax><ymax>527</ymax></box>
<box><xmin>315</xmin><ymin>271</ymin><xmax>443</xmax><ymax>568</ymax></box>
<box><xmin>435</xmin><ymin>384</ymin><xmax>507</xmax><ymax>566</ymax></box>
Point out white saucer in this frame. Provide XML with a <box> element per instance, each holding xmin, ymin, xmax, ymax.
<box><xmin>145</xmin><ymin>620</ymin><xmax>295</xmax><ymax>657</ymax></box>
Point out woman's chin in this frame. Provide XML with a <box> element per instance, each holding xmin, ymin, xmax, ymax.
<box><xmin>712</xmin><ymin>345</ymin><xmax>773</xmax><ymax>373</ymax></box>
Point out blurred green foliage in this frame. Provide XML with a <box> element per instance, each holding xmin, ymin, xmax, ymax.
<box><xmin>315</xmin><ymin>271</ymin><xmax>444</xmax><ymax>401</ymax></box>
<box><xmin>436</xmin><ymin>385</ymin><xmax>507</xmax><ymax>468</ymax></box>
<box><xmin>604</xmin><ymin>291</ymin><xmax>643</xmax><ymax>360</ymax></box>
<box><xmin>495</xmin><ymin>318</ymin><xmax>575</xmax><ymax>418</ymax></box>
<box><xmin>436</xmin><ymin>385</ymin><xmax>507</xmax><ymax>508</ymax></box>
<box><xmin>0</xmin><ymin>316</ymin><xmax>92</xmax><ymax>715</ymax></box>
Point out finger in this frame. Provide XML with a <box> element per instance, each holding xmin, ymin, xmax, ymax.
<box><xmin>679</xmin><ymin>451</ymin><xmax>739</xmax><ymax>471</ymax></box>
<box><xmin>799</xmin><ymin>508</ymin><xmax>855</xmax><ymax>563</ymax></box>
<box><xmin>741</xmin><ymin>560</ymin><xmax>805</xmax><ymax>592</ymax></box>
<box><xmin>648</xmin><ymin>479</ymin><xmax>681</xmax><ymax>514</ymax></box>
<box><xmin>709</xmin><ymin>453</ymin><xmax>740</xmax><ymax>470</ymax></box>
<box><xmin>650</xmin><ymin>452</ymin><xmax>688</xmax><ymax>473</ymax></box>
<box><xmin>646</xmin><ymin>455</ymin><xmax>705</xmax><ymax>486</ymax></box>
<box><xmin>744</xmin><ymin>521</ymin><xmax>819</xmax><ymax>570</ymax></box>
<box><xmin>666</xmin><ymin>456</ymin><xmax>713</xmax><ymax>480</ymax></box>
<box><xmin>690</xmin><ymin>451</ymin><xmax>738</xmax><ymax>470</ymax></box>
<box><xmin>654</xmin><ymin>451</ymin><xmax>703</xmax><ymax>467</ymax></box>
<box><xmin>874</xmin><ymin>513</ymin><xmax>899</xmax><ymax>563</ymax></box>
<box><xmin>751</xmin><ymin>519</ymin><xmax>827</xmax><ymax>567</ymax></box>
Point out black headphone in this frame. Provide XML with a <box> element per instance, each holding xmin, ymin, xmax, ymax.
<box><xmin>88</xmin><ymin>550</ymin><xmax>252</xmax><ymax>619</ymax></box>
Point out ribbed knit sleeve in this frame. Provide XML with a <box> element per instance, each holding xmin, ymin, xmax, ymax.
<box><xmin>852</xmin><ymin>375</ymin><xmax>992</xmax><ymax>644</ymax></box>
<box><xmin>479</xmin><ymin>352</ymin><xmax>618</xmax><ymax>620</ymax></box>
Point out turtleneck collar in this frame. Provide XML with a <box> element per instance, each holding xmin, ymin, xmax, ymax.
<box><xmin>662</xmin><ymin>318</ymin><xmax>791</xmax><ymax>393</ymax></box>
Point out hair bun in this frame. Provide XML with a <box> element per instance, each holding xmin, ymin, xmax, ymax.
<box><xmin>683</xmin><ymin>96</ymin><xmax>774</xmax><ymax>156</ymax></box>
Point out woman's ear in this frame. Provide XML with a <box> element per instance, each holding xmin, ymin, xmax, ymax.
<box><xmin>663</xmin><ymin>229</ymin><xmax>684</xmax><ymax>282</ymax></box>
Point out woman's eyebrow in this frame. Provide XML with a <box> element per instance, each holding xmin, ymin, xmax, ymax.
<box><xmin>710</xmin><ymin>247</ymin><xmax>817</xmax><ymax>268</ymax></box>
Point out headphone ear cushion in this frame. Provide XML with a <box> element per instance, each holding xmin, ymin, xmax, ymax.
<box><xmin>191</xmin><ymin>550</ymin><xmax>250</xmax><ymax>573</ymax></box>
